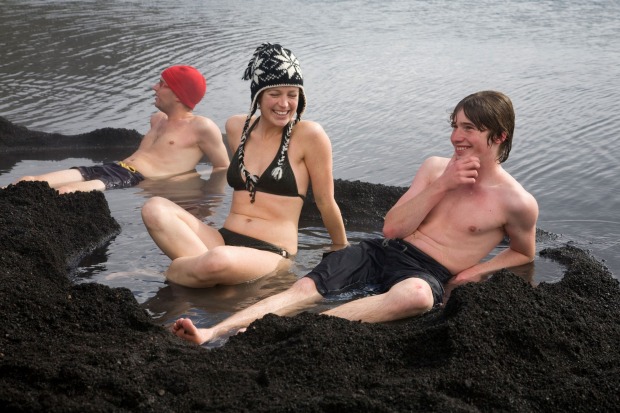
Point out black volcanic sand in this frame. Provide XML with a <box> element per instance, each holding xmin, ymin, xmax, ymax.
<box><xmin>1</xmin><ymin>119</ymin><xmax>620</xmax><ymax>412</ymax></box>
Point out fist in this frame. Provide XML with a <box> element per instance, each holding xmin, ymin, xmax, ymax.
<box><xmin>443</xmin><ymin>154</ymin><xmax>480</xmax><ymax>188</ymax></box>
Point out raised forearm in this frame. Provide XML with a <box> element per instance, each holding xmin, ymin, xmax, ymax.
<box><xmin>383</xmin><ymin>182</ymin><xmax>447</xmax><ymax>239</ymax></box>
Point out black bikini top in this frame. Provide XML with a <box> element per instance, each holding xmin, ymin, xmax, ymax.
<box><xmin>227</xmin><ymin>118</ymin><xmax>306</xmax><ymax>202</ymax></box>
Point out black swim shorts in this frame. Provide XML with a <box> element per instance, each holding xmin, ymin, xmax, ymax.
<box><xmin>72</xmin><ymin>162</ymin><xmax>145</xmax><ymax>189</ymax></box>
<box><xmin>306</xmin><ymin>238</ymin><xmax>452</xmax><ymax>306</ymax></box>
<box><xmin>218</xmin><ymin>228</ymin><xmax>291</xmax><ymax>258</ymax></box>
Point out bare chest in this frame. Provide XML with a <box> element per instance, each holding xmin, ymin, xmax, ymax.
<box><xmin>428</xmin><ymin>189</ymin><xmax>507</xmax><ymax>235</ymax></box>
<box><xmin>146</xmin><ymin>124</ymin><xmax>197</xmax><ymax>150</ymax></box>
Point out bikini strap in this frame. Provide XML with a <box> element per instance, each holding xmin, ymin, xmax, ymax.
<box><xmin>237</xmin><ymin>117</ymin><xmax>261</xmax><ymax>202</ymax></box>
<box><xmin>237</xmin><ymin>116</ymin><xmax>298</xmax><ymax>203</ymax></box>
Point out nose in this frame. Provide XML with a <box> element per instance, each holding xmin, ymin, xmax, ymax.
<box><xmin>152</xmin><ymin>82</ymin><xmax>160</xmax><ymax>91</ymax></box>
<box><xmin>278</xmin><ymin>96</ymin><xmax>289</xmax><ymax>108</ymax></box>
<box><xmin>450</xmin><ymin>128</ymin><xmax>462</xmax><ymax>142</ymax></box>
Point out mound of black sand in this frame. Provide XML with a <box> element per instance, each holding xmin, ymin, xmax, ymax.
<box><xmin>303</xmin><ymin>180</ymin><xmax>407</xmax><ymax>231</ymax></box>
<box><xmin>3</xmin><ymin>183</ymin><xmax>620</xmax><ymax>413</ymax></box>
<box><xmin>0</xmin><ymin>115</ymin><xmax>142</xmax><ymax>152</ymax></box>
<box><xmin>1</xmin><ymin>122</ymin><xmax>620</xmax><ymax>412</ymax></box>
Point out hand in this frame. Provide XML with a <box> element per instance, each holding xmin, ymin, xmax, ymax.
<box><xmin>442</xmin><ymin>274</ymin><xmax>471</xmax><ymax>305</ymax></box>
<box><xmin>441</xmin><ymin>154</ymin><xmax>481</xmax><ymax>190</ymax></box>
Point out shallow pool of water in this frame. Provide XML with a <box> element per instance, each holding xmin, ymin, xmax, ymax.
<box><xmin>2</xmin><ymin>0</ymin><xmax>619</xmax><ymax>330</ymax></box>
<box><xmin>1</xmin><ymin>152</ymin><xmax>572</xmax><ymax>331</ymax></box>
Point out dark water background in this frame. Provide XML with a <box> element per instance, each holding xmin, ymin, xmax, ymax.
<box><xmin>1</xmin><ymin>0</ymin><xmax>619</xmax><ymax>328</ymax></box>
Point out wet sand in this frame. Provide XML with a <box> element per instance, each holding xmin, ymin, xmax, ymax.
<box><xmin>1</xmin><ymin>116</ymin><xmax>619</xmax><ymax>412</ymax></box>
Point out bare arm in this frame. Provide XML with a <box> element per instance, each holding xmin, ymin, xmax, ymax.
<box><xmin>224</xmin><ymin>114</ymin><xmax>246</xmax><ymax>154</ymax></box>
<box><xmin>197</xmin><ymin>118</ymin><xmax>230</xmax><ymax>170</ymax></box>
<box><xmin>447</xmin><ymin>191</ymin><xmax>539</xmax><ymax>286</ymax></box>
<box><xmin>303</xmin><ymin>122</ymin><xmax>348</xmax><ymax>246</ymax></box>
<box><xmin>383</xmin><ymin>155</ymin><xmax>481</xmax><ymax>239</ymax></box>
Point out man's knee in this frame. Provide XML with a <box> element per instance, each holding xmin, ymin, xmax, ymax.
<box><xmin>387</xmin><ymin>278</ymin><xmax>435</xmax><ymax>315</ymax></box>
<box><xmin>291</xmin><ymin>276</ymin><xmax>320</xmax><ymax>296</ymax></box>
<box><xmin>291</xmin><ymin>277</ymin><xmax>317</xmax><ymax>292</ymax></box>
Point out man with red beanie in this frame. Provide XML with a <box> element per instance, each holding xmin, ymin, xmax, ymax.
<box><xmin>160</xmin><ymin>65</ymin><xmax>206</xmax><ymax>110</ymax></box>
<box><xmin>17</xmin><ymin>65</ymin><xmax>230</xmax><ymax>193</ymax></box>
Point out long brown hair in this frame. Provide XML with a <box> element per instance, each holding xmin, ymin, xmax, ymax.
<box><xmin>451</xmin><ymin>91</ymin><xmax>515</xmax><ymax>163</ymax></box>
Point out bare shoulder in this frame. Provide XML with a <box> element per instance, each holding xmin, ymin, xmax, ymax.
<box><xmin>191</xmin><ymin>115</ymin><xmax>222</xmax><ymax>141</ymax></box>
<box><xmin>420</xmin><ymin>155</ymin><xmax>451</xmax><ymax>177</ymax></box>
<box><xmin>292</xmin><ymin>120</ymin><xmax>330</xmax><ymax>146</ymax></box>
<box><xmin>192</xmin><ymin>114</ymin><xmax>218</xmax><ymax>130</ymax></box>
<box><xmin>225</xmin><ymin>114</ymin><xmax>251</xmax><ymax>135</ymax></box>
<box><xmin>225</xmin><ymin>114</ymin><xmax>247</xmax><ymax>132</ymax></box>
<box><xmin>295</xmin><ymin>119</ymin><xmax>326</xmax><ymax>134</ymax></box>
<box><xmin>423</xmin><ymin>155</ymin><xmax>450</xmax><ymax>168</ymax></box>
<box><xmin>150</xmin><ymin>111</ymin><xmax>167</xmax><ymax>126</ymax></box>
<box><xmin>225</xmin><ymin>114</ymin><xmax>251</xmax><ymax>150</ymax></box>
<box><xmin>501</xmin><ymin>171</ymin><xmax>539</xmax><ymax>216</ymax></box>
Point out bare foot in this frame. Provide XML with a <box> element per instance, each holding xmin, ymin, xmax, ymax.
<box><xmin>171</xmin><ymin>318</ymin><xmax>212</xmax><ymax>345</ymax></box>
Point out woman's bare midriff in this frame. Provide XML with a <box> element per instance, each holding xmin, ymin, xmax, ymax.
<box><xmin>223</xmin><ymin>191</ymin><xmax>304</xmax><ymax>254</ymax></box>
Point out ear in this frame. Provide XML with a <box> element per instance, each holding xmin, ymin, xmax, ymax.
<box><xmin>494</xmin><ymin>132</ymin><xmax>507</xmax><ymax>144</ymax></box>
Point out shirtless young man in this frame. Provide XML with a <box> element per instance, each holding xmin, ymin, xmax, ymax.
<box><xmin>172</xmin><ymin>90</ymin><xmax>539</xmax><ymax>345</ymax></box>
<box><xmin>16</xmin><ymin>65</ymin><xmax>230</xmax><ymax>194</ymax></box>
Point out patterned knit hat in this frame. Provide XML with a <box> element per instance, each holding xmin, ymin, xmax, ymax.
<box><xmin>237</xmin><ymin>43</ymin><xmax>306</xmax><ymax>203</ymax></box>
<box><xmin>244</xmin><ymin>43</ymin><xmax>306</xmax><ymax>120</ymax></box>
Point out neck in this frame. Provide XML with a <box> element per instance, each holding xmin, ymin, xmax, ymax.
<box><xmin>475</xmin><ymin>160</ymin><xmax>504</xmax><ymax>185</ymax></box>
<box><xmin>163</xmin><ymin>106</ymin><xmax>193</xmax><ymax>121</ymax></box>
<box><xmin>253</xmin><ymin>117</ymin><xmax>285</xmax><ymax>141</ymax></box>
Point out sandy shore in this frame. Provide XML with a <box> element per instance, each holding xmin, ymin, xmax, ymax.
<box><xmin>1</xmin><ymin>116</ymin><xmax>619</xmax><ymax>412</ymax></box>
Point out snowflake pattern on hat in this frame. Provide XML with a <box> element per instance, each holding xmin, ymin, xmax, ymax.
<box><xmin>255</xmin><ymin>47</ymin><xmax>302</xmax><ymax>83</ymax></box>
<box><xmin>244</xmin><ymin>43</ymin><xmax>304</xmax><ymax>105</ymax></box>
<box><xmin>278</xmin><ymin>48</ymin><xmax>303</xmax><ymax>78</ymax></box>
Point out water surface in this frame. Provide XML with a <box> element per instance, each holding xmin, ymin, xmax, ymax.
<box><xmin>1</xmin><ymin>0</ymin><xmax>619</xmax><ymax>328</ymax></box>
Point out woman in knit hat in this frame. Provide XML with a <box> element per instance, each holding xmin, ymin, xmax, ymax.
<box><xmin>142</xmin><ymin>43</ymin><xmax>348</xmax><ymax>287</ymax></box>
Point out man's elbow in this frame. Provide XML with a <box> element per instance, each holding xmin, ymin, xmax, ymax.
<box><xmin>215</xmin><ymin>161</ymin><xmax>230</xmax><ymax>170</ymax></box>
<box><xmin>382</xmin><ymin>223</ymin><xmax>399</xmax><ymax>239</ymax></box>
<box><xmin>525</xmin><ymin>251</ymin><xmax>536</xmax><ymax>264</ymax></box>
<box><xmin>211</xmin><ymin>157</ymin><xmax>230</xmax><ymax>170</ymax></box>
<box><xmin>513</xmin><ymin>247</ymin><xmax>536</xmax><ymax>266</ymax></box>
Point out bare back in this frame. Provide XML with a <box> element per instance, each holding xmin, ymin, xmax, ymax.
<box><xmin>124</xmin><ymin>112</ymin><xmax>228</xmax><ymax>178</ymax></box>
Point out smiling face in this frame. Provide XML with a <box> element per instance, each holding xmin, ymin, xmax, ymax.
<box><xmin>450</xmin><ymin>109</ymin><xmax>498</xmax><ymax>161</ymax></box>
<box><xmin>449</xmin><ymin>91</ymin><xmax>514</xmax><ymax>163</ymax></box>
<box><xmin>258</xmin><ymin>86</ymin><xmax>300</xmax><ymax>127</ymax></box>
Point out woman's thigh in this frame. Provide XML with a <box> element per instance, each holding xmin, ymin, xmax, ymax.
<box><xmin>195</xmin><ymin>245</ymin><xmax>292</xmax><ymax>285</ymax></box>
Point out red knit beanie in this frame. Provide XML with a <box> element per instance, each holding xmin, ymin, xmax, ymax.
<box><xmin>161</xmin><ymin>65</ymin><xmax>206</xmax><ymax>110</ymax></box>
